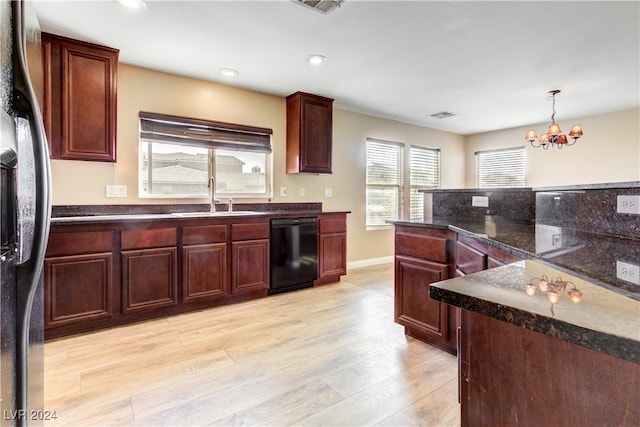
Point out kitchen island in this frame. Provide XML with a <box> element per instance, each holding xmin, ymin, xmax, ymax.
<box><xmin>392</xmin><ymin>183</ymin><xmax>640</xmax><ymax>426</ymax></box>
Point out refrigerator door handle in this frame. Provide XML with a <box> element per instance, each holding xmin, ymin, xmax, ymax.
<box><xmin>12</xmin><ymin>0</ymin><xmax>51</xmax><ymax>421</ymax></box>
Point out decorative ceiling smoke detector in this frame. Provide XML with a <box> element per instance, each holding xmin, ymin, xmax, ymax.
<box><xmin>292</xmin><ymin>0</ymin><xmax>345</xmax><ymax>14</ymax></box>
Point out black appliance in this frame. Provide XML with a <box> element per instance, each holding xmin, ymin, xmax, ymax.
<box><xmin>269</xmin><ymin>217</ymin><xmax>318</xmax><ymax>295</ymax></box>
<box><xmin>1</xmin><ymin>0</ymin><xmax>51</xmax><ymax>425</ymax></box>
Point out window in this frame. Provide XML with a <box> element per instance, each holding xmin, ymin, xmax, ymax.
<box><xmin>410</xmin><ymin>146</ymin><xmax>440</xmax><ymax>220</ymax></box>
<box><xmin>139</xmin><ymin>112</ymin><xmax>272</xmax><ymax>198</ymax></box>
<box><xmin>476</xmin><ymin>147</ymin><xmax>525</xmax><ymax>188</ymax></box>
<box><xmin>366</xmin><ymin>139</ymin><xmax>404</xmax><ymax>227</ymax></box>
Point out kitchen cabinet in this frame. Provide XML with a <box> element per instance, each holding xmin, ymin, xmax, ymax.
<box><xmin>456</xmin><ymin>233</ymin><xmax>522</xmax><ymax>275</ymax></box>
<box><xmin>121</xmin><ymin>227</ymin><xmax>178</xmax><ymax>313</ymax></box>
<box><xmin>44</xmin><ymin>231</ymin><xmax>115</xmax><ymax>328</ymax></box>
<box><xmin>315</xmin><ymin>213</ymin><xmax>347</xmax><ymax>285</ymax></box>
<box><xmin>394</xmin><ymin>225</ymin><xmax>457</xmax><ymax>354</ymax></box>
<box><xmin>182</xmin><ymin>225</ymin><xmax>228</xmax><ymax>303</ymax></box>
<box><xmin>459</xmin><ymin>309</ymin><xmax>640</xmax><ymax>427</ymax></box>
<box><xmin>286</xmin><ymin>91</ymin><xmax>333</xmax><ymax>174</ymax></box>
<box><xmin>41</xmin><ymin>33</ymin><xmax>118</xmax><ymax>162</ymax></box>
<box><xmin>230</xmin><ymin>222</ymin><xmax>269</xmax><ymax>294</ymax></box>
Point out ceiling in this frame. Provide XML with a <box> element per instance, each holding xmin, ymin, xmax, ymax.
<box><xmin>32</xmin><ymin>0</ymin><xmax>640</xmax><ymax>136</ymax></box>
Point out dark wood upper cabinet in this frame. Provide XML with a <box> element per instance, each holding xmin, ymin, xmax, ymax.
<box><xmin>41</xmin><ymin>33</ymin><xmax>118</xmax><ymax>162</ymax></box>
<box><xmin>286</xmin><ymin>91</ymin><xmax>333</xmax><ymax>174</ymax></box>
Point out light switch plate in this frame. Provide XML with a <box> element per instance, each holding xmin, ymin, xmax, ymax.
<box><xmin>280</xmin><ymin>187</ymin><xmax>287</xmax><ymax>197</ymax></box>
<box><xmin>299</xmin><ymin>187</ymin><xmax>305</xmax><ymax>197</ymax></box>
<box><xmin>324</xmin><ymin>187</ymin><xmax>333</xmax><ymax>198</ymax></box>
<box><xmin>472</xmin><ymin>196</ymin><xmax>489</xmax><ymax>207</ymax></box>
<box><xmin>105</xmin><ymin>185</ymin><xmax>127</xmax><ymax>198</ymax></box>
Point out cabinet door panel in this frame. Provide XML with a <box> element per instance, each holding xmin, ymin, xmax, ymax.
<box><xmin>231</xmin><ymin>240</ymin><xmax>269</xmax><ymax>294</ymax></box>
<box><xmin>122</xmin><ymin>247</ymin><xmax>177</xmax><ymax>313</ymax></box>
<box><xmin>301</xmin><ymin>99</ymin><xmax>332</xmax><ymax>173</ymax></box>
<box><xmin>45</xmin><ymin>253</ymin><xmax>113</xmax><ymax>327</ymax></box>
<box><xmin>456</xmin><ymin>241</ymin><xmax>486</xmax><ymax>275</ymax></box>
<box><xmin>182</xmin><ymin>243</ymin><xmax>227</xmax><ymax>303</ymax></box>
<box><xmin>395</xmin><ymin>256</ymin><xmax>449</xmax><ymax>340</ymax></box>
<box><xmin>318</xmin><ymin>233</ymin><xmax>346</xmax><ymax>279</ymax></box>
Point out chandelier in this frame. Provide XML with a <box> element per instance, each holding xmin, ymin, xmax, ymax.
<box><xmin>524</xmin><ymin>90</ymin><xmax>584</xmax><ymax>149</ymax></box>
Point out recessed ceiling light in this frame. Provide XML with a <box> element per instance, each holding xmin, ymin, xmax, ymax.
<box><xmin>219</xmin><ymin>68</ymin><xmax>239</xmax><ymax>78</ymax></box>
<box><xmin>306</xmin><ymin>54</ymin><xmax>327</xmax><ymax>65</ymax></box>
<box><xmin>113</xmin><ymin>0</ymin><xmax>146</xmax><ymax>10</ymax></box>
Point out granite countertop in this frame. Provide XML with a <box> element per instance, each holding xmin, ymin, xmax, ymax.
<box><xmin>391</xmin><ymin>216</ymin><xmax>640</xmax><ymax>300</ymax></box>
<box><xmin>430</xmin><ymin>260</ymin><xmax>640</xmax><ymax>364</ymax></box>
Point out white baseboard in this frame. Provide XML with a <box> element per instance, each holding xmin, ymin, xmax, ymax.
<box><xmin>347</xmin><ymin>256</ymin><xmax>394</xmax><ymax>270</ymax></box>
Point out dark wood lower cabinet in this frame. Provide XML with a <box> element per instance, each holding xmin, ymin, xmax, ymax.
<box><xmin>231</xmin><ymin>239</ymin><xmax>269</xmax><ymax>294</ymax></box>
<box><xmin>121</xmin><ymin>247</ymin><xmax>178</xmax><ymax>313</ymax></box>
<box><xmin>182</xmin><ymin>243</ymin><xmax>227</xmax><ymax>303</ymax></box>
<box><xmin>317</xmin><ymin>233</ymin><xmax>346</xmax><ymax>283</ymax></box>
<box><xmin>460</xmin><ymin>310</ymin><xmax>640</xmax><ymax>427</ymax></box>
<box><xmin>394</xmin><ymin>256</ymin><xmax>450</xmax><ymax>347</ymax></box>
<box><xmin>44</xmin><ymin>252</ymin><xmax>113</xmax><ymax>327</ymax></box>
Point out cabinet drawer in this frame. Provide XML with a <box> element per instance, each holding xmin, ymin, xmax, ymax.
<box><xmin>456</xmin><ymin>241</ymin><xmax>486</xmax><ymax>274</ymax></box>
<box><xmin>395</xmin><ymin>233</ymin><xmax>448</xmax><ymax>263</ymax></box>
<box><xmin>319</xmin><ymin>218</ymin><xmax>345</xmax><ymax>234</ymax></box>
<box><xmin>231</xmin><ymin>222</ymin><xmax>269</xmax><ymax>241</ymax></box>
<box><xmin>182</xmin><ymin>225</ymin><xmax>227</xmax><ymax>245</ymax></box>
<box><xmin>46</xmin><ymin>231</ymin><xmax>114</xmax><ymax>256</ymax></box>
<box><xmin>121</xmin><ymin>227</ymin><xmax>176</xmax><ymax>250</ymax></box>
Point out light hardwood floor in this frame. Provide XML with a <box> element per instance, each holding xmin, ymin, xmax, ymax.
<box><xmin>44</xmin><ymin>263</ymin><xmax>460</xmax><ymax>427</ymax></box>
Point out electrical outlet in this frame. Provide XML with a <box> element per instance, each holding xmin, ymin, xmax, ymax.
<box><xmin>324</xmin><ymin>187</ymin><xmax>333</xmax><ymax>198</ymax></box>
<box><xmin>105</xmin><ymin>185</ymin><xmax>127</xmax><ymax>198</ymax></box>
<box><xmin>617</xmin><ymin>195</ymin><xmax>640</xmax><ymax>214</ymax></box>
<box><xmin>299</xmin><ymin>187</ymin><xmax>305</xmax><ymax>197</ymax></box>
<box><xmin>472</xmin><ymin>196</ymin><xmax>489</xmax><ymax>207</ymax></box>
<box><xmin>616</xmin><ymin>261</ymin><xmax>640</xmax><ymax>285</ymax></box>
<box><xmin>280</xmin><ymin>187</ymin><xmax>287</xmax><ymax>197</ymax></box>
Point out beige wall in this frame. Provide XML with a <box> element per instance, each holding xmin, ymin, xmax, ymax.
<box><xmin>464</xmin><ymin>108</ymin><xmax>640</xmax><ymax>188</ymax></box>
<box><xmin>50</xmin><ymin>64</ymin><xmax>466</xmax><ymax>263</ymax></box>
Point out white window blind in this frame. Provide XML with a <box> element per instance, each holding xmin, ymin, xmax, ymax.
<box><xmin>366</xmin><ymin>139</ymin><xmax>404</xmax><ymax>226</ymax></box>
<box><xmin>410</xmin><ymin>145</ymin><xmax>440</xmax><ymax>220</ymax></box>
<box><xmin>476</xmin><ymin>147</ymin><xmax>525</xmax><ymax>188</ymax></box>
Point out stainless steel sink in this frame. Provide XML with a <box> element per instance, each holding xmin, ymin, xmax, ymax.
<box><xmin>171</xmin><ymin>211</ymin><xmax>264</xmax><ymax>217</ymax></box>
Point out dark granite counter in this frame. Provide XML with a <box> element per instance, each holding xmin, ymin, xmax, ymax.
<box><xmin>50</xmin><ymin>203</ymin><xmax>348</xmax><ymax>225</ymax></box>
<box><xmin>430</xmin><ymin>260</ymin><xmax>640</xmax><ymax>364</ymax></box>
<box><xmin>392</xmin><ymin>216</ymin><xmax>640</xmax><ymax>300</ymax></box>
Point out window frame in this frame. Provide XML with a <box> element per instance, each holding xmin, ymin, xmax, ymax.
<box><xmin>409</xmin><ymin>145</ymin><xmax>441</xmax><ymax>221</ymax></box>
<box><xmin>138</xmin><ymin>112</ymin><xmax>273</xmax><ymax>199</ymax></box>
<box><xmin>365</xmin><ymin>138</ymin><xmax>405</xmax><ymax>229</ymax></box>
<box><xmin>476</xmin><ymin>147</ymin><xmax>525</xmax><ymax>188</ymax></box>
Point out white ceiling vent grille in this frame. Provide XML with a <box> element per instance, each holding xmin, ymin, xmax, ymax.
<box><xmin>292</xmin><ymin>0</ymin><xmax>345</xmax><ymax>14</ymax></box>
<box><xmin>429</xmin><ymin>111</ymin><xmax>456</xmax><ymax>119</ymax></box>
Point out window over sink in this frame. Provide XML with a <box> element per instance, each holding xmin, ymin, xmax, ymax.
<box><xmin>138</xmin><ymin>112</ymin><xmax>272</xmax><ymax>198</ymax></box>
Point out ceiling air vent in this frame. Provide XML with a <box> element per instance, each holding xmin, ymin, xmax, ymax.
<box><xmin>429</xmin><ymin>111</ymin><xmax>456</xmax><ymax>119</ymax></box>
<box><xmin>292</xmin><ymin>0</ymin><xmax>345</xmax><ymax>14</ymax></box>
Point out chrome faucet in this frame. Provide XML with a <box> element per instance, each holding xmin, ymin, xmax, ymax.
<box><xmin>228</xmin><ymin>197</ymin><xmax>233</xmax><ymax>212</ymax></box>
<box><xmin>210</xmin><ymin>177</ymin><xmax>220</xmax><ymax>212</ymax></box>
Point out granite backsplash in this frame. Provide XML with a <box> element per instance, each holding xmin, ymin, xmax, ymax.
<box><xmin>430</xmin><ymin>188</ymin><xmax>536</xmax><ymax>224</ymax></box>
<box><xmin>536</xmin><ymin>187</ymin><xmax>640</xmax><ymax>239</ymax></box>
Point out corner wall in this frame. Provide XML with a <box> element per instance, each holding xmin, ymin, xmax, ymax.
<box><xmin>464</xmin><ymin>108</ymin><xmax>640</xmax><ymax>188</ymax></box>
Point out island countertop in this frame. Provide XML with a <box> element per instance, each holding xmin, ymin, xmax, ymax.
<box><xmin>429</xmin><ymin>259</ymin><xmax>640</xmax><ymax>364</ymax></box>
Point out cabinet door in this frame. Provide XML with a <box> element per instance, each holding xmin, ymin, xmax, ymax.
<box><xmin>42</xmin><ymin>33</ymin><xmax>118</xmax><ymax>162</ymax></box>
<box><xmin>231</xmin><ymin>239</ymin><xmax>269</xmax><ymax>294</ymax></box>
<box><xmin>44</xmin><ymin>253</ymin><xmax>113</xmax><ymax>328</ymax></box>
<box><xmin>122</xmin><ymin>247</ymin><xmax>177</xmax><ymax>313</ymax></box>
<box><xmin>318</xmin><ymin>233</ymin><xmax>346</xmax><ymax>282</ymax></box>
<box><xmin>182</xmin><ymin>243</ymin><xmax>227</xmax><ymax>303</ymax></box>
<box><xmin>456</xmin><ymin>241</ymin><xmax>486</xmax><ymax>275</ymax></box>
<box><xmin>394</xmin><ymin>255</ymin><xmax>450</xmax><ymax>342</ymax></box>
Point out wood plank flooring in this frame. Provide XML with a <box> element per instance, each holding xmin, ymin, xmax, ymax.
<box><xmin>43</xmin><ymin>263</ymin><xmax>460</xmax><ymax>426</ymax></box>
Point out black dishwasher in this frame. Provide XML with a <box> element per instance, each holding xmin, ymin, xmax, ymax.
<box><xmin>269</xmin><ymin>217</ymin><xmax>318</xmax><ymax>295</ymax></box>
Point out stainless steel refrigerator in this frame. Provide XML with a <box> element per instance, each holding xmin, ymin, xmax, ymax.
<box><xmin>1</xmin><ymin>0</ymin><xmax>51</xmax><ymax>425</ymax></box>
